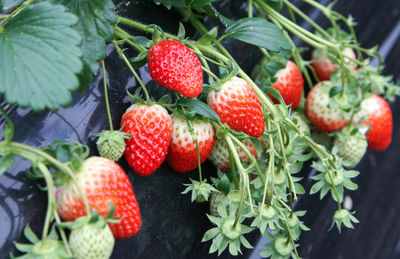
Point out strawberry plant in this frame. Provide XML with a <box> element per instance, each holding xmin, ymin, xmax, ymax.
<box><xmin>1</xmin><ymin>0</ymin><xmax>399</xmax><ymax>258</ymax></box>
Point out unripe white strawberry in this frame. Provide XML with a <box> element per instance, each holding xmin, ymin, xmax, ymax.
<box><xmin>69</xmin><ymin>223</ymin><xmax>114</xmax><ymax>259</ymax></box>
<box><xmin>334</xmin><ymin>131</ymin><xmax>367</xmax><ymax>168</ymax></box>
<box><xmin>94</xmin><ymin>130</ymin><xmax>131</xmax><ymax>161</ymax></box>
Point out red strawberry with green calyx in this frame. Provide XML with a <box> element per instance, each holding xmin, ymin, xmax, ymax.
<box><xmin>56</xmin><ymin>156</ymin><xmax>141</xmax><ymax>239</ymax></box>
<box><xmin>167</xmin><ymin>114</ymin><xmax>215</xmax><ymax>173</ymax></box>
<box><xmin>311</xmin><ymin>48</ymin><xmax>356</xmax><ymax>81</ymax></box>
<box><xmin>207</xmin><ymin>76</ymin><xmax>265</xmax><ymax>137</ymax></box>
<box><xmin>121</xmin><ymin>103</ymin><xmax>173</xmax><ymax>176</ymax></box>
<box><xmin>148</xmin><ymin>40</ymin><xmax>203</xmax><ymax>98</ymax></box>
<box><xmin>269</xmin><ymin>60</ymin><xmax>304</xmax><ymax>109</ymax></box>
<box><xmin>306</xmin><ymin>81</ymin><xmax>349</xmax><ymax>133</ymax></box>
<box><xmin>354</xmin><ymin>95</ymin><xmax>393</xmax><ymax>151</ymax></box>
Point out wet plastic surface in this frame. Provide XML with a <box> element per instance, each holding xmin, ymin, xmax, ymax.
<box><xmin>1</xmin><ymin>0</ymin><xmax>400</xmax><ymax>258</ymax></box>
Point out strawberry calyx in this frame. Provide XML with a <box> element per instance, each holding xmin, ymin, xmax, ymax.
<box><xmin>273</xmin><ymin>237</ymin><xmax>293</xmax><ymax>256</ymax></box>
<box><xmin>182</xmin><ymin>178</ymin><xmax>217</xmax><ymax>203</ymax></box>
<box><xmin>331</xmin><ymin>208</ymin><xmax>359</xmax><ymax>232</ymax></box>
<box><xmin>12</xmin><ymin>225</ymin><xmax>70</xmax><ymax>259</ymax></box>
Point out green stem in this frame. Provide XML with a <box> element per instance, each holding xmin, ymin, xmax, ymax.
<box><xmin>276</xmin><ymin>121</ymin><xmax>297</xmax><ymax>201</ymax></box>
<box><xmin>53</xmin><ymin>211</ymin><xmax>73</xmax><ymax>256</ymax></box>
<box><xmin>225</xmin><ymin>135</ymin><xmax>249</xmax><ymax>227</ymax></box>
<box><xmin>248</xmin><ymin>0</ymin><xmax>253</xmax><ymax>17</ymax></box>
<box><xmin>112</xmin><ymin>41</ymin><xmax>151</xmax><ymax>101</ymax></box>
<box><xmin>227</xmin><ymin>146</ymin><xmax>240</xmax><ymax>190</ymax></box>
<box><xmin>228</xmin><ymin>133</ymin><xmax>266</xmax><ymax>186</ymax></box>
<box><xmin>0</xmin><ymin>0</ymin><xmax>34</xmax><ymax>27</ymax></box>
<box><xmin>38</xmin><ymin>163</ymin><xmax>55</xmax><ymax>240</ymax></box>
<box><xmin>117</xmin><ymin>17</ymin><xmax>178</xmax><ymax>40</ymax></box>
<box><xmin>278</xmin><ymin>209</ymin><xmax>300</xmax><ymax>259</ymax></box>
<box><xmin>114</xmin><ymin>27</ymin><xmax>146</xmax><ymax>52</ymax></box>
<box><xmin>256</xmin><ymin>0</ymin><xmax>338</xmax><ymax>49</ymax></box>
<box><xmin>101</xmin><ymin>61</ymin><xmax>114</xmax><ymax>131</ymax></box>
<box><xmin>0</xmin><ymin>142</ymin><xmax>92</xmax><ymax>215</ymax></box>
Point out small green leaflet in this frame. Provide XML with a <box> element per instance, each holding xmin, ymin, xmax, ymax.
<box><xmin>224</xmin><ymin>17</ymin><xmax>291</xmax><ymax>52</ymax></box>
<box><xmin>51</xmin><ymin>0</ymin><xmax>116</xmax><ymax>73</ymax></box>
<box><xmin>178</xmin><ymin>98</ymin><xmax>221</xmax><ymax>122</ymax></box>
<box><xmin>0</xmin><ymin>155</ymin><xmax>15</xmax><ymax>176</ymax></box>
<box><xmin>0</xmin><ymin>2</ymin><xmax>82</xmax><ymax>111</ymax></box>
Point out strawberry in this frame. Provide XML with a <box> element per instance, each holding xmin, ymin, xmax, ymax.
<box><xmin>148</xmin><ymin>40</ymin><xmax>203</xmax><ymax>98</ymax></box>
<box><xmin>207</xmin><ymin>77</ymin><xmax>265</xmax><ymax>137</ymax></box>
<box><xmin>311</xmin><ymin>48</ymin><xmax>356</xmax><ymax>81</ymax></box>
<box><xmin>166</xmin><ymin>115</ymin><xmax>215</xmax><ymax>173</ymax></box>
<box><xmin>121</xmin><ymin>103</ymin><xmax>173</xmax><ymax>176</ymax></box>
<box><xmin>269</xmin><ymin>61</ymin><xmax>304</xmax><ymax>109</ymax></box>
<box><xmin>93</xmin><ymin>130</ymin><xmax>131</xmax><ymax>162</ymax></box>
<box><xmin>354</xmin><ymin>95</ymin><xmax>393</xmax><ymax>151</ymax></box>
<box><xmin>209</xmin><ymin>138</ymin><xmax>258</xmax><ymax>173</ymax></box>
<box><xmin>56</xmin><ymin>156</ymin><xmax>141</xmax><ymax>239</ymax></box>
<box><xmin>334</xmin><ymin>131</ymin><xmax>368</xmax><ymax>168</ymax></box>
<box><xmin>306</xmin><ymin>82</ymin><xmax>349</xmax><ymax>132</ymax></box>
<box><xmin>69</xmin><ymin>223</ymin><xmax>114</xmax><ymax>259</ymax></box>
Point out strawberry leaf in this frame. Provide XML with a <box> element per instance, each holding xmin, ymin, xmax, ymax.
<box><xmin>1</xmin><ymin>0</ymin><xmax>24</xmax><ymax>11</ymax></box>
<box><xmin>0</xmin><ymin>2</ymin><xmax>82</xmax><ymax>111</ymax></box>
<box><xmin>178</xmin><ymin>98</ymin><xmax>221</xmax><ymax>122</ymax></box>
<box><xmin>224</xmin><ymin>17</ymin><xmax>291</xmax><ymax>52</ymax></box>
<box><xmin>51</xmin><ymin>0</ymin><xmax>117</xmax><ymax>83</ymax></box>
<box><xmin>0</xmin><ymin>155</ymin><xmax>14</xmax><ymax>176</ymax></box>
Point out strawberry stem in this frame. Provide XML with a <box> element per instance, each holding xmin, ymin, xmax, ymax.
<box><xmin>37</xmin><ymin>162</ymin><xmax>55</xmax><ymax>240</ymax></box>
<box><xmin>0</xmin><ymin>142</ymin><xmax>93</xmax><ymax>216</ymax></box>
<box><xmin>112</xmin><ymin>40</ymin><xmax>151</xmax><ymax>101</ymax></box>
<box><xmin>114</xmin><ymin>26</ymin><xmax>147</xmax><ymax>52</ymax></box>
<box><xmin>101</xmin><ymin>60</ymin><xmax>114</xmax><ymax>131</ymax></box>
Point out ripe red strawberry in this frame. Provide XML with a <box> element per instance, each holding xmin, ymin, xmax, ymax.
<box><xmin>311</xmin><ymin>48</ymin><xmax>356</xmax><ymax>81</ymax></box>
<box><xmin>354</xmin><ymin>95</ymin><xmax>393</xmax><ymax>151</ymax></box>
<box><xmin>166</xmin><ymin>115</ymin><xmax>215</xmax><ymax>173</ymax></box>
<box><xmin>306</xmin><ymin>82</ymin><xmax>349</xmax><ymax>132</ymax></box>
<box><xmin>148</xmin><ymin>40</ymin><xmax>203</xmax><ymax>98</ymax></box>
<box><xmin>121</xmin><ymin>103</ymin><xmax>173</xmax><ymax>176</ymax></box>
<box><xmin>209</xmin><ymin>138</ymin><xmax>258</xmax><ymax>173</ymax></box>
<box><xmin>269</xmin><ymin>61</ymin><xmax>304</xmax><ymax>109</ymax></box>
<box><xmin>207</xmin><ymin>77</ymin><xmax>265</xmax><ymax>137</ymax></box>
<box><xmin>56</xmin><ymin>156</ymin><xmax>141</xmax><ymax>239</ymax></box>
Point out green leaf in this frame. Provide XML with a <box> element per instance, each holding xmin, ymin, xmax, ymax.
<box><xmin>209</xmin><ymin>5</ymin><xmax>234</xmax><ymax>27</ymax></box>
<box><xmin>191</xmin><ymin>0</ymin><xmax>218</xmax><ymax>9</ymax></box>
<box><xmin>329</xmin><ymin>86</ymin><xmax>343</xmax><ymax>97</ymax></box>
<box><xmin>310</xmin><ymin>180</ymin><xmax>324</xmax><ymax>195</ymax></box>
<box><xmin>224</xmin><ymin>17</ymin><xmax>291</xmax><ymax>52</ymax></box>
<box><xmin>202</xmin><ymin>227</ymin><xmax>220</xmax><ymax>242</ymax></box>
<box><xmin>178</xmin><ymin>98</ymin><xmax>221</xmax><ymax>122</ymax></box>
<box><xmin>132</xmin><ymin>36</ymin><xmax>152</xmax><ymax>48</ymax></box>
<box><xmin>23</xmin><ymin>225</ymin><xmax>39</xmax><ymax>244</ymax></box>
<box><xmin>0</xmin><ymin>2</ymin><xmax>82</xmax><ymax>111</ymax></box>
<box><xmin>0</xmin><ymin>155</ymin><xmax>14</xmax><ymax>176</ymax></box>
<box><xmin>153</xmin><ymin>0</ymin><xmax>185</xmax><ymax>9</ymax></box>
<box><xmin>197</xmin><ymin>27</ymin><xmax>218</xmax><ymax>45</ymax></box>
<box><xmin>1</xmin><ymin>0</ymin><xmax>24</xmax><ymax>11</ymax></box>
<box><xmin>215</xmin><ymin>174</ymin><xmax>231</xmax><ymax>195</ymax></box>
<box><xmin>51</xmin><ymin>0</ymin><xmax>116</xmax><ymax>73</ymax></box>
<box><xmin>177</xmin><ymin>22</ymin><xmax>185</xmax><ymax>39</ymax></box>
<box><xmin>266</xmin><ymin>87</ymin><xmax>285</xmax><ymax>105</ymax></box>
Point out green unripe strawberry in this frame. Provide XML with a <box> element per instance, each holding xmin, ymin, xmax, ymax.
<box><xmin>209</xmin><ymin>192</ymin><xmax>224</xmax><ymax>216</ymax></box>
<box><xmin>93</xmin><ymin>130</ymin><xmax>131</xmax><ymax>161</ymax></box>
<box><xmin>334</xmin><ymin>131</ymin><xmax>367</xmax><ymax>168</ymax></box>
<box><xmin>69</xmin><ymin>223</ymin><xmax>115</xmax><ymax>259</ymax></box>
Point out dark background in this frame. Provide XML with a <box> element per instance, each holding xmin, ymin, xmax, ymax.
<box><xmin>1</xmin><ymin>0</ymin><xmax>399</xmax><ymax>258</ymax></box>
